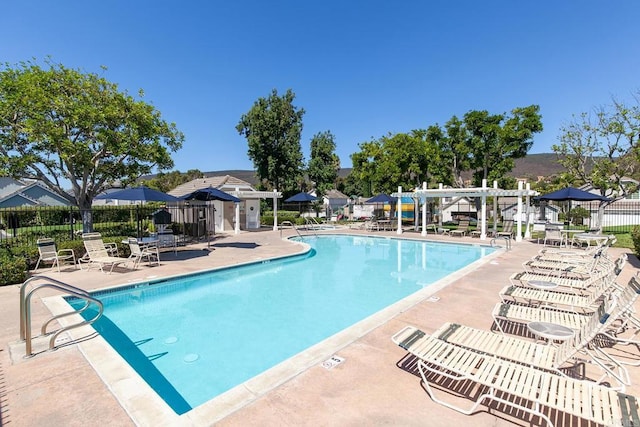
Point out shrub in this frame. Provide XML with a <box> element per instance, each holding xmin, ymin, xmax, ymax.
<box><xmin>0</xmin><ymin>248</ymin><xmax>28</xmax><ymax>286</ymax></box>
<box><xmin>632</xmin><ymin>226</ymin><xmax>640</xmax><ymax>259</ymax></box>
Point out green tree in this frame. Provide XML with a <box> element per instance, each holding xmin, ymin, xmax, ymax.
<box><xmin>0</xmin><ymin>60</ymin><xmax>184</xmax><ymax>231</ymax></box>
<box><xmin>307</xmin><ymin>130</ymin><xmax>340</xmax><ymax>197</ymax></box>
<box><xmin>350</xmin><ymin>131</ymin><xmax>430</xmax><ymax>195</ymax></box>
<box><xmin>434</xmin><ymin>106</ymin><xmax>542</xmax><ymax>188</ymax></box>
<box><xmin>236</xmin><ymin>88</ymin><xmax>305</xmax><ymax>193</ymax></box>
<box><xmin>553</xmin><ymin>95</ymin><xmax>640</xmax><ymax>228</ymax></box>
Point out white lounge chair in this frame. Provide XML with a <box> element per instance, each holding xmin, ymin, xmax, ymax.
<box><xmin>449</xmin><ymin>220</ymin><xmax>469</xmax><ymax>237</ymax></box>
<box><xmin>495</xmin><ymin>219</ymin><xmax>514</xmax><ymax>239</ymax></box>
<box><xmin>430</xmin><ymin>318</ymin><xmax>630</xmax><ymax>389</ymax></box>
<box><xmin>34</xmin><ymin>238</ymin><xmax>77</xmax><ymax>272</ymax></box>
<box><xmin>392</xmin><ymin>326</ymin><xmax>640</xmax><ymax>426</ymax></box>
<box><xmin>80</xmin><ymin>232</ymin><xmax>128</xmax><ymax>274</ymax></box>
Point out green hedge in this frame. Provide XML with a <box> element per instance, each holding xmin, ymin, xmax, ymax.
<box><xmin>0</xmin><ymin>253</ymin><xmax>28</xmax><ymax>286</ymax></box>
<box><xmin>632</xmin><ymin>226</ymin><xmax>640</xmax><ymax>259</ymax></box>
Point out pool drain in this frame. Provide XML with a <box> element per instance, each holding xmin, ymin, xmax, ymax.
<box><xmin>184</xmin><ymin>353</ymin><xmax>199</xmax><ymax>363</ymax></box>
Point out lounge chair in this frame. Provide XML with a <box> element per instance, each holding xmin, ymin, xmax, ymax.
<box><xmin>499</xmin><ymin>274</ymin><xmax>616</xmax><ymax>311</ymax></box>
<box><xmin>449</xmin><ymin>219</ymin><xmax>469</xmax><ymax>237</ymax></box>
<box><xmin>126</xmin><ymin>237</ymin><xmax>160</xmax><ymax>268</ymax></box>
<box><xmin>34</xmin><ymin>238</ymin><xmax>77</xmax><ymax>272</ymax></box>
<box><xmin>392</xmin><ymin>326</ymin><xmax>640</xmax><ymax>426</ymax></box>
<box><xmin>80</xmin><ymin>232</ymin><xmax>129</xmax><ymax>274</ymax></box>
<box><xmin>511</xmin><ymin>254</ymin><xmax>623</xmax><ymax>293</ymax></box>
<box><xmin>495</xmin><ymin>219</ymin><xmax>514</xmax><ymax>239</ymax></box>
<box><xmin>491</xmin><ymin>277</ymin><xmax>637</xmax><ymax>334</ymax></box>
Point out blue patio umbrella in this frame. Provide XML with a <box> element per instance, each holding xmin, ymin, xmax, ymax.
<box><xmin>284</xmin><ymin>192</ymin><xmax>317</xmax><ymax>203</ymax></box>
<box><xmin>179</xmin><ymin>187</ymin><xmax>241</xmax><ymax>202</ymax></box>
<box><xmin>285</xmin><ymin>192</ymin><xmax>317</xmax><ymax>214</ymax></box>
<box><xmin>535</xmin><ymin>186</ymin><xmax>611</xmax><ymax>227</ymax></box>
<box><xmin>535</xmin><ymin>187</ymin><xmax>611</xmax><ymax>202</ymax></box>
<box><xmin>365</xmin><ymin>193</ymin><xmax>397</xmax><ymax>204</ymax></box>
<box><xmin>95</xmin><ymin>186</ymin><xmax>180</xmax><ymax>202</ymax></box>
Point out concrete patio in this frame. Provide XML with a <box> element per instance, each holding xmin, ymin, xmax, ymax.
<box><xmin>1</xmin><ymin>228</ymin><xmax>638</xmax><ymax>426</ymax></box>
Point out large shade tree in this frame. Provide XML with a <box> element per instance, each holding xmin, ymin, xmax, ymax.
<box><xmin>437</xmin><ymin>105</ymin><xmax>543</xmax><ymax>188</ymax></box>
<box><xmin>236</xmin><ymin>88</ymin><xmax>305</xmax><ymax>194</ymax></box>
<box><xmin>350</xmin><ymin>131</ymin><xmax>432</xmax><ymax>195</ymax></box>
<box><xmin>553</xmin><ymin>94</ymin><xmax>640</xmax><ymax>228</ymax></box>
<box><xmin>0</xmin><ymin>60</ymin><xmax>184</xmax><ymax>231</ymax></box>
<box><xmin>307</xmin><ymin>130</ymin><xmax>340</xmax><ymax>197</ymax></box>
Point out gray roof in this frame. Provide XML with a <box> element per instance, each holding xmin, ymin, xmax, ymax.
<box><xmin>168</xmin><ymin>175</ymin><xmax>255</xmax><ymax>197</ymax></box>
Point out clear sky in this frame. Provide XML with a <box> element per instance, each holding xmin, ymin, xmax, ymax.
<box><xmin>3</xmin><ymin>1</ymin><xmax>639</xmax><ymax>173</ymax></box>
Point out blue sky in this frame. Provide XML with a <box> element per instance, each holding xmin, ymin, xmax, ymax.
<box><xmin>3</xmin><ymin>1</ymin><xmax>639</xmax><ymax>173</ymax></box>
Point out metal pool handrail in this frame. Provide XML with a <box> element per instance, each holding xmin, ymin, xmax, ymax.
<box><xmin>19</xmin><ymin>275</ymin><xmax>104</xmax><ymax>357</ymax></box>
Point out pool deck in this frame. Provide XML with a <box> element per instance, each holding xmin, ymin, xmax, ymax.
<box><xmin>1</xmin><ymin>227</ymin><xmax>639</xmax><ymax>426</ymax></box>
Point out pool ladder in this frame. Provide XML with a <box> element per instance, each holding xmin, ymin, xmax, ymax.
<box><xmin>490</xmin><ymin>236</ymin><xmax>512</xmax><ymax>250</ymax></box>
<box><xmin>19</xmin><ymin>275</ymin><xmax>104</xmax><ymax>357</ymax></box>
<box><xmin>279</xmin><ymin>221</ymin><xmax>317</xmax><ymax>238</ymax></box>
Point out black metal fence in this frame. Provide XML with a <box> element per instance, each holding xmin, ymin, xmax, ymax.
<box><xmin>0</xmin><ymin>204</ymin><xmax>214</xmax><ymax>249</ymax></box>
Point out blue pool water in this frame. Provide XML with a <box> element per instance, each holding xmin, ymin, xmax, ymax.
<box><xmin>70</xmin><ymin>235</ymin><xmax>494</xmax><ymax>414</ymax></box>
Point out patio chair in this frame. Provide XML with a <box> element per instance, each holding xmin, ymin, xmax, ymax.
<box><xmin>126</xmin><ymin>237</ymin><xmax>160</xmax><ymax>268</ymax></box>
<box><xmin>495</xmin><ymin>219</ymin><xmax>514</xmax><ymax>239</ymax></box>
<box><xmin>80</xmin><ymin>232</ymin><xmax>129</xmax><ymax>274</ymax></box>
<box><xmin>392</xmin><ymin>326</ymin><xmax>640</xmax><ymax>426</ymax></box>
<box><xmin>543</xmin><ymin>227</ymin><xmax>564</xmax><ymax>247</ymax></box>
<box><xmin>364</xmin><ymin>217</ymin><xmax>379</xmax><ymax>231</ymax></box>
<box><xmin>156</xmin><ymin>232</ymin><xmax>177</xmax><ymax>255</ymax></box>
<box><xmin>449</xmin><ymin>219</ymin><xmax>469</xmax><ymax>237</ymax></box>
<box><xmin>34</xmin><ymin>238</ymin><xmax>77</xmax><ymax>272</ymax></box>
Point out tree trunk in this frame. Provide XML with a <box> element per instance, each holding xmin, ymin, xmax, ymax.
<box><xmin>78</xmin><ymin>200</ymin><xmax>94</xmax><ymax>234</ymax></box>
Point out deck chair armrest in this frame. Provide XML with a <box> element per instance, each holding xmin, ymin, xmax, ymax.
<box><xmin>57</xmin><ymin>248</ymin><xmax>75</xmax><ymax>256</ymax></box>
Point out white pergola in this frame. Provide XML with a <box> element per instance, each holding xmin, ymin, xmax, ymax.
<box><xmin>392</xmin><ymin>180</ymin><xmax>539</xmax><ymax>242</ymax></box>
<box><xmin>228</xmin><ymin>189</ymin><xmax>282</xmax><ymax>234</ymax></box>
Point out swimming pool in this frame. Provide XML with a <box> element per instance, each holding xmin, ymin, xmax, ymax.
<box><xmin>66</xmin><ymin>235</ymin><xmax>495</xmax><ymax>419</ymax></box>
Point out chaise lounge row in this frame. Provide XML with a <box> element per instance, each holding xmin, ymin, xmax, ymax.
<box><xmin>392</xmin><ymin>244</ymin><xmax>640</xmax><ymax>426</ymax></box>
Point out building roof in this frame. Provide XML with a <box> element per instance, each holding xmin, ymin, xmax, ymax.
<box><xmin>168</xmin><ymin>175</ymin><xmax>255</xmax><ymax>197</ymax></box>
<box><xmin>0</xmin><ymin>179</ymin><xmax>71</xmax><ymax>208</ymax></box>
<box><xmin>168</xmin><ymin>175</ymin><xmax>282</xmax><ymax>200</ymax></box>
<box><xmin>324</xmin><ymin>189</ymin><xmax>349</xmax><ymax>199</ymax></box>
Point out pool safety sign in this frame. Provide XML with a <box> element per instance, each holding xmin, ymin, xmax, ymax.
<box><xmin>321</xmin><ymin>355</ymin><xmax>345</xmax><ymax>370</ymax></box>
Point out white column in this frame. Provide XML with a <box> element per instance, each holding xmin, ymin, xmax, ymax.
<box><xmin>273</xmin><ymin>190</ymin><xmax>278</xmax><ymax>231</ymax></box>
<box><xmin>480</xmin><ymin>179</ymin><xmax>487</xmax><ymax>240</ymax></box>
<box><xmin>235</xmin><ymin>202</ymin><xmax>240</xmax><ymax>234</ymax></box>
<box><xmin>397</xmin><ymin>186</ymin><xmax>403</xmax><ymax>234</ymax></box>
<box><xmin>516</xmin><ymin>181</ymin><xmax>523</xmax><ymax>242</ymax></box>
<box><xmin>493</xmin><ymin>181</ymin><xmax>498</xmax><ymax>235</ymax></box>
<box><xmin>438</xmin><ymin>183</ymin><xmax>444</xmax><ymax>227</ymax></box>
<box><xmin>421</xmin><ymin>181</ymin><xmax>427</xmax><ymax>237</ymax></box>
<box><xmin>524</xmin><ymin>183</ymin><xmax>532</xmax><ymax>238</ymax></box>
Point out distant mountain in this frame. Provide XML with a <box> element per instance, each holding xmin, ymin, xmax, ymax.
<box><xmin>144</xmin><ymin>154</ymin><xmax>567</xmax><ymax>186</ymax></box>
<box><xmin>512</xmin><ymin>153</ymin><xmax>566</xmax><ymax>179</ymax></box>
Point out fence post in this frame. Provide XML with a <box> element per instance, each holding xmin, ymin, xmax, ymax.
<box><xmin>69</xmin><ymin>208</ymin><xmax>75</xmax><ymax>240</ymax></box>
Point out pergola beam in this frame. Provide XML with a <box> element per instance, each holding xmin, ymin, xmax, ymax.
<box><xmin>392</xmin><ymin>181</ymin><xmax>539</xmax><ymax>241</ymax></box>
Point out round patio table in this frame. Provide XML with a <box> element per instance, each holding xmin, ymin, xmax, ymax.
<box><xmin>527</xmin><ymin>321</ymin><xmax>575</xmax><ymax>345</ymax></box>
<box><xmin>528</xmin><ymin>280</ymin><xmax>558</xmax><ymax>290</ymax></box>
